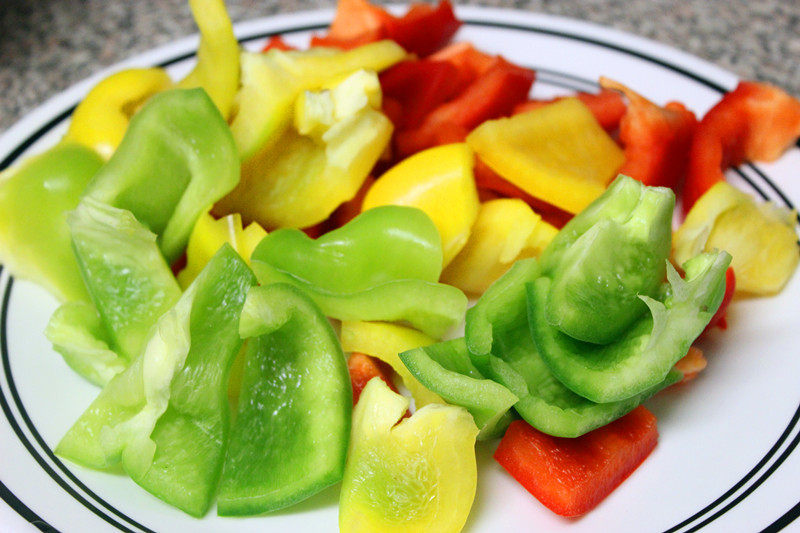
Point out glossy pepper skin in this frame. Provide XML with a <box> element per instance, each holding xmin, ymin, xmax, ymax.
<box><xmin>217</xmin><ymin>283</ymin><xmax>351</xmax><ymax>516</ymax></box>
<box><xmin>251</xmin><ymin>206</ymin><xmax>467</xmax><ymax>339</ymax></box>
<box><xmin>63</xmin><ymin>68</ymin><xmax>173</xmax><ymax>159</ymax></box>
<box><xmin>57</xmin><ymin>246</ymin><xmax>256</xmax><ymax>517</ymax></box>
<box><xmin>83</xmin><ymin>88</ymin><xmax>240</xmax><ymax>264</ymax></box>
<box><xmin>0</xmin><ymin>143</ymin><xmax>103</xmax><ymax>302</ymax></box>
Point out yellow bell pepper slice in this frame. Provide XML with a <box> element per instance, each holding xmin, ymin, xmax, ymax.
<box><xmin>176</xmin><ymin>212</ymin><xmax>266</xmax><ymax>289</ymax></box>
<box><xmin>362</xmin><ymin>143</ymin><xmax>479</xmax><ymax>267</ymax></box>
<box><xmin>63</xmin><ymin>68</ymin><xmax>172</xmax><ymax>159</ymax></box>
<box><xmin>339</xmin><ymin>378</ymin><xmax>478</xmax><ymax>533</ymax></box>
<box><xmin>466</xmin><ymin>98</ymin><xmax>625</xmax><ymax>214</ymax></box>
<box><xmin>441</xmin><ymin>198</ymin><xmax>558</xmax><ymax>295</ymax></box>
<box><xmin>177</xmin><ymin>0</ymin><xmax>239</xmax><ymax>119</ymax></box>
<box><xmin>341</xmin><ymin>320</ymin><xmax>443</xmax><ymax>408</ymax></box>
<box><xmin>216</xmin><ymin>70</ymin><xmax>392</xmax><ymax>229</ymax></box>
<box><xmin>674</xmin><ymin>181</ymin><xmax>799</xmax><ymax>295</ymax></box>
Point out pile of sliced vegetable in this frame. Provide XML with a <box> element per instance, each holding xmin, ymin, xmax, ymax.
<box><xmin>1</xmin><ymin>0</ymin><xmax>800</xmax><ymax>529</ymax></box>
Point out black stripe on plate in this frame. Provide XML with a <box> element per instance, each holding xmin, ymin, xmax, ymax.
<box><xmin>0</xmin><ymin>478</ymin><xmax>57</xmax><ymax>532</ymax></box>
<box><xmin>763</xmin><ymin>499</ymin><xmax>800</xmax><ymax>533</ymax></box>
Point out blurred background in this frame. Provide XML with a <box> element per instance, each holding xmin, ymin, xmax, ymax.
<box><xmin>1</xmin><ymin>0</ymin><xmax>799</xmax><ymax>132</ymax></box>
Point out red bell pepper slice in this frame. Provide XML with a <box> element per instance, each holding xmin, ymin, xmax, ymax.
<box><xmin>311</xmin><ymin>0</ymin><xmax>460</xmax><ymax>57</ymax></box>
<box><xmin>347</xmin><ymin>352</ymin><xmax>398</xmax><ymax>404</ymax></box>
<box><xmin>513</xmin><ymin>89</ymin><xmax>628</xmax><ymax>132</ymax></box>
<box><xmin>683</xmin><ymin>81</ymin><xmax>800</xmax><ymax>213</ymax></box>
<box><xmin>260</xmin><ymin>35</ymin><xmax>296</xmax><ymax>52</ymax></box>
<box><xmin>494</xmin><ymin>406</ymin><xmax>658</xmax><ymax>517</ymax></box>
<box><xmin>430</xmin><ymin>42</ymin><xmax>499</xmax><ymax>87</ymax></box>
<box><xmin>600</xmin><ymin>78</ymin><xmax>697</xmax><ymax>192</ymax></box>
<box><xmin>380</xmin><ymin>60</ymin><xmax>463</xmax><ymax>130</ymax></box>
<box><xmin>395</xmin><ymin>59</ymin><xmax>535</xmax><ymax>156</ymax></box>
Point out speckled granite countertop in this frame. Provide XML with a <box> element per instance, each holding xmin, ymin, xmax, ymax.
<box><xmin>1</xmin><ymin>0</ymin><xmax>798</xmax><ymax>134</ymax></box>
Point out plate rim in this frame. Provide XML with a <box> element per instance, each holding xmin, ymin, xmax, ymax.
<box><xmin>1</xmin><ymin>6</ymin><xmax>799</xmax><ymax>532</ymax></box>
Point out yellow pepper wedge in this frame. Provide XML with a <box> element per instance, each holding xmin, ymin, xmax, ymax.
<box><xmin>176</xmin><ymin>211</ymin><xmax>266</xmax><ymax>289</ymax></box>
<box><xmin>63</xmin><ymin>68</ymin><xmax>172</xmax><ymax>159</ymax></box>
<box><xmin>216</xmin><ymin>70</ymin><xmax>392</xmax><ymax>229</ymax></box>
<box><xmin>466</xmin><ymin>98</ymin><xmax>625</xmax><ymax>214</ymax></box>
<box><xmin>177</xmin><ymin>0</ymin><xmax>239</xmax><ymax>119</ymax></box>
<box><xmin>339</xmin><ymin>378</ymin><xmax>478</xmax><ymax>533</ymax></box>
<box><xmin>362</xmin><ymin>143</ymin><xmax>479</xmax><ymax>267</ymax></box>
<box><xmin>441</xmin><ymin>198</ymin><xmax>558</xmax><ymax>295</ymax></box>
<box><xmin>340</xmin><ymin>320</ymin><xmax>443</xmax><ymax>408</ymax></box>
<box><xmin>673</xmin><ymin>181</ymin><xmax>799</xmax><ymax>295</ymax></box>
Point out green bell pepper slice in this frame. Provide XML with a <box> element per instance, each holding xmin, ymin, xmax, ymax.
<box><xmin>399</xmin><ymin>338</ymin><xmax>518</xmax><ymax>440</ymax></box>
<box><xmin>56</xmin><ymin>245</ymin><xmax>256</xmax><ymax>517</ymax></box>
<box><xmin>217</xmin><ymin>283</ymin><xmax>351</xmax><ymax>516</ymax></box>
<box><xmin>251</xmin><ymin>205</ymin><xmax>443</xmax><ymax>291</ymax></box>
<box><xmin>67</xmin><ymin>198</ymin><xmax>181</xmax><ymax>362</ymax></box>
<box><xmin>530</xmin><ymin>251</ymin><xmax>731</xmax><ymax>403</ymax></box>
<box><xmin>544</xmin><ymin>177</ymin><xmax>674</xmax><ymax>344</ymax></box>
<box><xmin>83</xmin><ymin>88</ymin><xmax>240</xmax><ymax>263</ymax></box>
<box><xmin>0</xmin><ymin>143</ymin><xmax>103</xmax><ymax>302</ymax></box>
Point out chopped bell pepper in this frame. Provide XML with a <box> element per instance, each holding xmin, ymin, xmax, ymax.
<box><xmin>702</xmin><ymin>267</ymin><xmax>735</xmax><ymax>334</ymax></box>
<box><xmin>362</xmin><ymin>143</ymin><xmax>479</xmax><ymax>267</ymax></box>
<box><xmin>340</xmin><ymin>320</ymin><xmax>443</xmax><ymax>408</ymax></box>
<box><xmin>494</xmin><ymin>407</ymin><xmax>659</xmax><ymax>517</ymax></box>
<box><xmin>218</xmin><ymin>70</ymin><xmax>392</xmax><ymax>229</ymax></box>
<box><xmin>349</xmin><ymin>352</ymin><xmax>398</xmax><ymax>404</ymax></box>
<box><xmin>63</xmin><ymin>68</ymin><xmax>172</xmax><ymax>159</ymax></box>
<box><xmin>177</xmin><ymin>0</ymin><xmax>240</xmax><ymax>119</ymax></box>
<box><xmin>261</xmin><ymin>35</ymin><xmax>295</xmax><ymax>52</ymax></box>
<box><xmin>57</xmin><ymin>245</ymin><xmax>256</xmax><ymax>517</ymax></box>
<box><xmin>0</xmin><ymin>143</ymin><xmax>103</xmax><ymax>302</ymax></box>
<box><xmin>441</xmin><ymin>198</ymin><xmax>557</xmax><ymax>295</ymax></box>
<box><xmin>339</xmin><ymin>378</ymin><xmax>478</xmax><ymax>533</ymax></box>
<box><xmin>400</xmin><ymin>338</ymin><xmax>518</xmax><ymax>439</ymax></box>
<box><xmin>674</xmin><ymin>181</ymin><xmax>799</xmax><ymax>295</ymax></box>
<box><xmin>83</xmin><ymin>88</ymin><xmax>240</xmax><ymax>264</ymax></box>
<box><xmin>683</xmin><ymin>81</ymin><xmax>800</xmax><ymax>213</ymax></box>
<box><xmin>530</xmin><ymin>251</ymin><xmax>730</xmax><ymax>403</ymax></box>
<box><xmin>177</xmin><ymin>211</ymin><xmax>266</xmax><ymax>289</ymax></box>
<box><xmin>217</xmin><ymin>283</ymin><xmax>351</xmax><ymax>515</ymax></box>
<box><xmin>600</xmin><ymin>78</ymin><xmax>697</xmax><ymax>191</ymax></box>
<box><xmin>513</xmin><ymin>88</ymin><xmax>628</xmax><ymax>132</ymax></box>
<box><xmin>674</xmin><ymin>346</ymin><xmax>707</xmax><ymax>384</ymax></box>
<box><xmin>467</xmin><ymin>98</ymin><xmax>625</xmax><ymax>214</ymax></box>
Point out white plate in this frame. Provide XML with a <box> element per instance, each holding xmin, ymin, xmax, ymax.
<box><xmin>1</xmin><ymin>6</ymin><xmax>800</xmax><ymax>532</ymax></box>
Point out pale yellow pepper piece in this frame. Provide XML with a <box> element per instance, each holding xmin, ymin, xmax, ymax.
<box><xmin>340</xmin><ymin>378</ymin><xmax>478</xmax><ymax>533</ymax></box>
<box><xmin>63</xmin><ymin>68</ymin><xmax>172</xmax><ymax>159</ymax></box>
<box><xmin>441</xmin><ymin>198</ymin><xmax>558</xmax><ymax>295</ymax></box>
<box><xmin>362</xmin><ymin>143</ymin><xmax>479</xmax><ymax>267</ymax></box>
<box><xmin>176</xmin><ymin>212</ymin><xmax>266</xmax><ymax>289</ymax></box>
<box><xmin>341</xmin><ymin>320</ymin><xmax>443</xmax><ymax>408</ymax></box>
<box><xmin>466</xmin><ymin>98</ymin><xmax>625</xmax><ymax>214</ymax></box>
<box><xmin>674</xmin><ymin>181</ymin><xmax>798</xmax><ymax>295</ymax></box>
<box><xmin>177</xmin><ymin>0</ymin><xmax>240</xmax><ymax>119</ymax></box>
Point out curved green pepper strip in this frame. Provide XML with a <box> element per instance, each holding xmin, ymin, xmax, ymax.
<box><xmin>252</xmin><ymin>262</ymin><xmax>466</xmax><ymax>339</ymax></box>
<box><xmin>530</xmin><ymin>251</ymin><xmax>730</xmax><ymax>403</ymax></box>
<box><xmin>251</xmin><ymin>205</ymin><xmax>443</xmax><ymax>292</ymax></box>
<box><xmin>57</xmin><ymin>246</ymin><xmax>256</xmax><ymax>517</ymax></box>
<box><xmin>0</xmin><ymin>143</ymin><xmax>103</xmax><ymax>302</ymax></box>
<box><xmin>545</xmin><ymin>178</ymin><xmax>674</xmax><ymax>344</ymax></box>
<box><xmin>217</xmin><ymin>283</ymin><xmax>351</xmax><ymax>516</ymax></box>
<box><xmin>400</xmin><ymin>338</ymin><xmax>518</xmax><ymax>440</ymax></box>
<box><xmin>67</xmin><ymin>198</ymin><xmax>181</xmax><ymax>362</ymax></box>
<box><xmin>83</xmin><ymin>88</ymin><xmax>240</xmax><ymax>264</ymax></box>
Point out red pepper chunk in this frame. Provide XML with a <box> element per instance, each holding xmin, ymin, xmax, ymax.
<box><xmin>683</xmin><ymin>81</ymin><xmax>800</xmax><ymax>214</ymax></box>
<box><xmin>347</xmin><ymin>352</ymin><xmax>397</xmax><ymax>405</ymax></box>
<box><xmin>260</xmin><ymin>35</ymin><xmax>296</xmax><ymax>52</ymax></box>
<box><xmin>702</xmin><ymin>267</ymin><xmax>736</xmax><ymax>335</ymax></box>
<box><xmin>600</xmin><ymin>78</ymin><xmax>697</xmax><ymax>192</ymax></box>
<box><xmin>513</xmin><ymin>89</ymin><xmax>628</xmax><ymax>132</ymax></box>
<box><xmin>495</xmin><ymin>406</ymin><xmax>658</xmax><ymax>517</ymax></box>
<box><xmin>380</xmin><ymin>60</ymin><xmax>464</xmax><ymax>130</ymax></box>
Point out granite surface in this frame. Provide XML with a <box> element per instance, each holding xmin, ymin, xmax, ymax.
<box><xmin>1</xmin><ymin>0</ymin><xmax>799</xmax><ymax>135</ymax></box>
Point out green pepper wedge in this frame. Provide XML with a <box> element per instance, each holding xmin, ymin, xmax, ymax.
<box><xmin>0</xmin><ymin>143</ymin><xmax>103</xmax><ymax>302</ymax></box>
<box><xmin>56</xmin><ymin>245</ymin><xmax>256</xmax><ymax>517</ymax></box>
<box><xmin>530</xmin><ymin>251</ymin><xmax>730</xmax><ymax>403</ymax></box>
<box><xmin>217</xmin><ymin>283</ymin><xmax>351</xmax><ymax>516</ymax></box>
<box><xmin>83</xmin><ymin>88</ymin><xmax>240</xmax><ymax>263</ymax></box>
